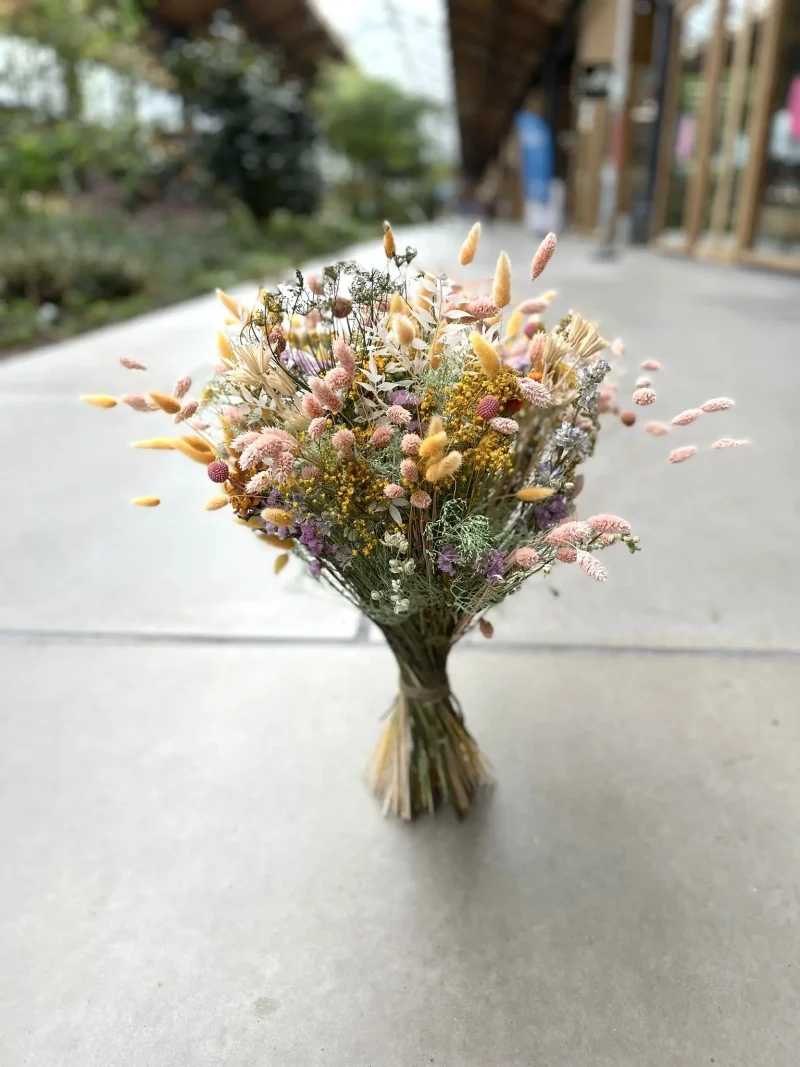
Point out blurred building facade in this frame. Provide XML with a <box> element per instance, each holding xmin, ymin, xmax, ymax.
<box><xmin>448</xmin><ymin>0</ymin><xmax>800</xmax><ymax>272</ymax></box>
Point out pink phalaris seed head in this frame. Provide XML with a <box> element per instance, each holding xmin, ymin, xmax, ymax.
<box><xmin>514</xmin><ymin>547</ymin><xmax>539</xmax><ymax>569</ymax></box>
<box><xmin>523</xmin><ymin>318</ymin><xmax>542</xmax><ymax>339</ymax></box>
<box><xmin>246</xmin><ymin>471</ymin><xmax>270</xmax><ymax>494</ymax></box>
<box><xmin>711</xmin><ymin>437</ymin><xmax>749</xmax><ymax>449</ymax></box>
<box><xmin>301</xmin><ymin>465</ymin><xmax>321</xmax><ymax>480</ymax></box>
<box><xmin>479</xmin><ymin>618</ymin><xmax>494</xmax><ymax>639</ymax></box>
<box><xmin>371</xmin><ymin>424</ymin><xmax>394</xmax><ymax>448</ymax></box>
<box><xmin>387</xmin><ymin>404</ymin><xmax>412</xmax><ymax>426</ymax></box>
<box><xmin>401</xmin><ymin>432</ymin><xmax>421</xmax><ymax>455</ymax></box>
<box><xmin>333</xmin><ymin>337</ymin><xmax>356</xmax><ymax>377</ymax></box>
<box><xmin>213</xmin><ymin>362</ymin><xmax>228</xmax><ymax>375</ymax></box>
<box><xmin>489</xmin><ymin>416</ymin><xmax>519</xmax><ymax>436</ymax></box>
<box><xmin>400</xmin><ymin>458</ymin><xmax>419</xmax><ymax>482</ymax></box>
<box><xmin>331</xmin><ymin>296</ymin><xmax>353</xmax><ymax>319</ymax></box>
<box><xmin>519</xmin><ymin>377</ymin><xmax>552</xmax><ymax>407</ymax></box>
<box><xmin>119</xmin><ymin>357</ymin><xmax>146</xmax><ymax>371</ymax></box>
<box><xmin>668</xmin><ymin>445</ymin><xmax>697</xmax><ymax>464</ymax></box>
<box><xmin>529</xmin><ymin>333</ymin><xmax>546</xmax><ymax>364</ymax></box>
<box><xmin>610</xmin><ymin>337</ymin><xmax>625</xmax><ymax>358</ymax></box>
<box><xmin>331</xmin><ymin>428</ymin><xmax>356</xmax><ymax>456</ymax></box>
<box><xmin>308</xmin><ymin>417</ymin><xmax>328</xmax><ymax>440</ymax></box>
<box><xmin>121</xmin><ymin>393</ymin><xmax>157</xmax><ymax>412</ymax></box>
<box><xmin>267</xmin><ymin>325</ymin><xmax>287</xmax><ymax>354</ymax></box>
<box><xmin>476</xmin><ymin>395</ymin><xmax>500</xmax><ymax>420</ymax></box>
<box><xmin>266</xmin><ymin>427</ymin><xmax>299</xmax><ymax>453</ymax></box>
<box><xmin>577</xmin><ymin>550</ymin><xmax>608</xmax><ymax>582</ymax></box>
<box><xmin>305</xmin><ymin>309</ymin><xmax>322</xmax><ymax>327</ymax></box>
<box><xmin>546</xmin><ymin>520</ymin><xmax>592</xmax><ymax>547</ymax></box>
<box><xmin>301</xmin><ymin>393</ymin><xmax>325</xmax><ymax>419</ymax></box>
<box><xmin>645</xmin><ymin>421</ymin><xmax>670</xmax><ymax>437</ymax></box>
<box><xmin>531</xmin><ymin>232</ymin><xmax>557</xmax><ymax>279</ymax></box>
<box><xmin>671</xmin><ymin>408</ymin><xmax>703</xmax><ymax>426</ymax></box>
<box><xmin>231</xmin><ymin>431</ymin><xmax>259</xmax><ymax>453</ymax></box>
<box><xmin>641</xmin><ymin>359</ymin><xmax>661</xmax><ymax>371</ymax></box>
<box><xmin>410</xmin><ymin>490</ymin><xmax>432</xmax><ymax>508</ymax></box>
<box><xmin>384</xmin><ymin>483</ymin><xmax>404</xmax><ymax>499</ymax></box>
<box><xmin>516</xmin><ymin>298</ymin><xmax>548</xmax><ymax>315</ymax></box>
<box><xmin>207</xmin><ymin>460</ymin><xmax>229</xmax><ymax>483</ymax></box>
<box><xmin>310</xmin><ymin>376</ymin><xmax>342</xmax><ymax>413</ymax></box>
<box><xmin>325</xmin><ymin>366</ymin><xmax>352</xmax><ymax>391</ymax></box>
<box><xmin>701</xmin><ymin>397</ymin><xmax>735</xmax><ymax>412</ymax></box>
<box><xmin>633</xmin><ymin>387</ymin><xmax>657</xmax><ymax>406</ymax></box>
<box><xmin>174</xmin><ymin>400</ymin><xmax>198</xmax><ymax>423</ymax></box>
<box><xmin>190</xmin><ymin>419</ymin><xmax>210</xmax><ymax>431</ymax></box>
<box><xmin>173</xmin><ymin>376</ymin><xmax>191</xmax><ymax>399</ymax></box>
<box><xmin>271</xmin><ymin>451</ymin><xmax>295</xmax><ymax>483</ymax></box>
<box><xmin>588</xmin><ymin>514</ymin><xmax>630</xmax><ymax>535</ymax></box>
<box><xmin>306</xmin><ymin>273</ymin><xmax>324</xmax><ymax>296</ymax></box>
<box><xmin>221</xmin><ymin>404</ymin><xmax>245</xmax><ymax>424</ymax></box>
<box><xmin>556</xmin><ymin>547</ymin><xmax>577</xmax><ymax>563</ymax></box>
<box><xmin>465</xmin><ymin>298</ymin><xmax>500</xmax><ymax>321</ymax></box>
<box><xmin>635</xmin><ymin>376</ymin><xmax>652</xmax><ymax>388</ymax></box>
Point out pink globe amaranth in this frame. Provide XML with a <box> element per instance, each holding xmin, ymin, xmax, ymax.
<box><xmin>207</xmin><ymin>460</ymin><xmax>229</xmax><ymax>483</ymax></box>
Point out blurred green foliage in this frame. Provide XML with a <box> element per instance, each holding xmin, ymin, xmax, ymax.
<box><xmin>0</xmin><ymin>4</ymin><xmax>444</xmax><ymax>352</ymax></box>
<box><xmin>311</xmin><ymin>64</ymin><xmax>441</xmax><ymax>222</ymax></box>
<box><xmin>165</xmin><ymin>16</ymin><xmax>320</xmax><ymax>219</ymax></box>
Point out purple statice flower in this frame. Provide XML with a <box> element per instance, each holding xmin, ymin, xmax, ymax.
<box><xmin>283</xmin><ymin>348</ymin><xmax>325</xmax><ymax>375</ymax></box>
<box><xmin>298</xmin><ymin>519</ymin><xmax>326</xmax><ymax>558</ymax></box>
<box><xmin>309</xmin><ymin>559</ymin><xmax>322</xmax><ymax>578</ymax></box>
<box><xmin>388</xmin><ymin>389</ymin><xmax>422</xmax><ymax>408</ymax></box>
<box><xmin>266</xmin><ymin>488</ymin><xmax>283</xmax><ymax>508</ymax></box>
<box><xmin>534</xmin><ymin>494</ymin><xmax>568</xmax><ymax>531</ymax></box>
<box><xmin>437</xmin><ymin>544</ymin><xmax>460</xmax><ymax>576</ymax></box>
<box><xmin>474</xmin><ymin>549</ymin><xmax>504</xmax><ymax>583</ymax></box>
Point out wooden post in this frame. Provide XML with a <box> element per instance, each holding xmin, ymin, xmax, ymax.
<box><xmin>734</xmin><ymin>0</ymin><xmax>786</xmax><ymax>253</ymax></box>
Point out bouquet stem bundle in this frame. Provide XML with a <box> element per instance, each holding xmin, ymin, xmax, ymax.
<box><xmin>368</xmin><ymin>633</ymin><xmax>489</xmax><ymax>819</ymax></box>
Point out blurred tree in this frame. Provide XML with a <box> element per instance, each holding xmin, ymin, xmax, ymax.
<box><xmin>165</xmin><ymin>15</ymin><xmax>319</xmax><ymax>219</ymax></box>
<box><xmin>310</xmin><ymin>64</ymin><xmax>437</xmax><ymax>220</ymax></box>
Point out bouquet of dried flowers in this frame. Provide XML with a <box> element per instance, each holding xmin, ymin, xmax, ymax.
<box><xmin>83</xmin><ymin>223</ymin><xmax>747</xmax><ymax>820</ymax></box>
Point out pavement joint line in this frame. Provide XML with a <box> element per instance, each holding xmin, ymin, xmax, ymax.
<box><xmin>1</xmin><ymin>628</ymin><xmax>799</xmax><ymax>660</ymax></box>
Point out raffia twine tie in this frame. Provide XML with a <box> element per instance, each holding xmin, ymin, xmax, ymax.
<box><xmin>399</xmin><ymin>681</ymin><xmax>451</xmax><ymax>704</ymax></box>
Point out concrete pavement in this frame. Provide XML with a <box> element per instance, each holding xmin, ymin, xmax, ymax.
<box><xmin>1</xmin><ymin>222</ymin><xmax>799</xmax><ymax>1064</ymax></box>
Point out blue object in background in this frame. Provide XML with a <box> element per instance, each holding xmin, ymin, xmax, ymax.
<box><xmin>515</xmin><ymin>111</ymin><xmax>559</xmax><ymax>233</ymax></box>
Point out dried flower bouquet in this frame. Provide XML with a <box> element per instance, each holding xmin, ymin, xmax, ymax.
<box><xmin>84</xmin><ymin>223</ymin><xmax>746</xmax><ymax>820</ymax></box>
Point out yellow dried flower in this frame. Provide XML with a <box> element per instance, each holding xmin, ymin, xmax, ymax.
<box><xmin>389</xmin><ymin>292</ymin><xmax>411</xmax><ymax>317</ymax></box>
<box><xmin>505</xmin><ymin>308</ymin><xmax>523</xmax><ymax>339</ymax></box>
<box><xmin>132</xmin><ymin>438</ymin><xmax>174</xmax><ymax>450</ymax></box>
<box><xmin>393</xmin><ymin>314</ymin><xmax>415</xmax><ymax>346</ymax></box>
<box><xmin>492</xmin><ymin>251</ymin><xmax>512</xmax><ymax>308</ymax></box>
<box><xmin>426</xmin><ymin>450</ymin><xmax>462</xmax><ymax>482</ymax></box>
<box><xmin>204</xmin><ymin>495</ymin><xmax>230</xmax><ymax>511</ymax></box>
<box><xmin>274</xmin><ymin>552</ymin><xmax>290</xmax><ymax>576</ymax></box>
<box><xmin>383</xmin><ymin>221</ymin><xmax>396</xmax><ymax>258</ymax></box>
<box><xmin>470</xmin><ymin>331</ymin><xmax>501</xmax><ymax>378</ymax></box>
<box><xmin>261</xmin><ymin>507</ymin><xmax>295</xmax><ymax>526</ymax></box>
<box><xmin>82</xmin><ymin>394</ymin><xmax>117</xmax><ymax>408</ymax></box>
<box><xmin>217</xmin><ymin>332</ymin><xmax>233</xmax><ymax>361</ymax></box>
<box><xmin>427</xmin><ymin>414</ymin><xmax>444</xmax><ymax>437</ymax></box>
<box><xmin>171</xmin><ymin>437</ymin><xmax>216</xmax><ymax>464</ymax></box>
<box><xmin>459</xmin><ymin>222</ymin><xmax>481</xmax><ymax>266</ymax></box>
<box><xmin>216</xmin><ymin>288</ymin><xmax>243</xmax><ymax>319</ymax></box>
<box><xmin>149</xmin><ymin>392</ymin><xmax>182</xmax><ymax>415</ymax></box>
<box><xmin>131</xmin><ymin>496</ymin><xmax>160</xmax><ymax>507</ymax></box>
<box><xmin>516</xmin><ymin>486</ymin><xmax>555</xmax><ymax>502</ymax></box>
<box><xmin>419</xmin><ymin>432</ymin><xmax>447</xmax><ymax>460</ymax></box>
